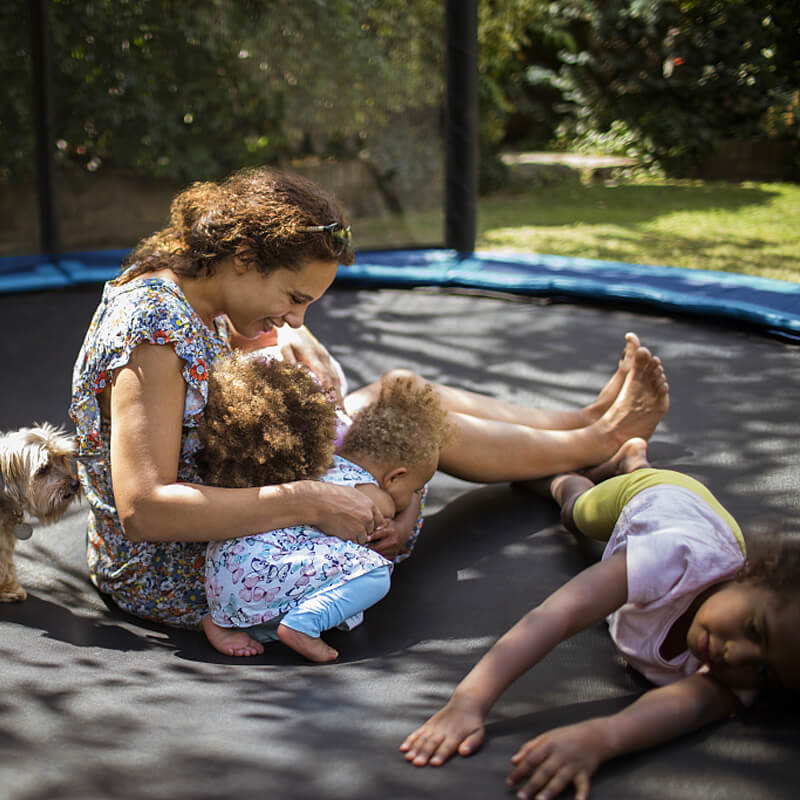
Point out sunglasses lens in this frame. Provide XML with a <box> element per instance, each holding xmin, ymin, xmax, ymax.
<box><xmin>331</xmin><ymin>225</ymin><xmax>351</xmax><ymax>255</ymax></box>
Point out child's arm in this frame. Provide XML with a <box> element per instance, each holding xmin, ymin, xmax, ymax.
<box><xmin>401</xmin><ymin>551</ymin><xmax>629</xmax><ymax>767</ymax></box>
<box><xmin>507</xmin><ymin>673</ymin><xmax>737</xmax><ymax>800</ymax></box>
<box><xmin>366</xmin><ymin>489</ymin><xmax>423</xmax><ymax>560</ymax></box>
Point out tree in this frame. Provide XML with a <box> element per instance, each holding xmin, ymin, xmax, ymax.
<box><xmin>544</xmin><ymin>0</ymin><xmax>799</xmax><ymax>175</ymax></box>
<box><xmin>2</xmin><ymin>0</ymin><xmax>445</xmax><ymax>183</ymax></box>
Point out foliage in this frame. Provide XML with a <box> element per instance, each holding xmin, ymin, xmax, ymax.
<box><xmin>543</xmin><ymin>0</ymin><xmax>800</xmax><ymax>176</ymax></box>
<box><xmin>1</xmin><ymin>0</ymin><xmax>444</xmax><ymax>183</ymax></box>
<box><xmin>476</xmin><ymin>0</ymin><xmax>568</xmax><ymax>191</ymax></box>
<box><xmin>5</xmin><ymin>0</ymin><xmax>798</xmax><ymax>195</ymax></box>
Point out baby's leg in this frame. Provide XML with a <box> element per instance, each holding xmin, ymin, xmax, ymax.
<box><xmin>278</xmin><ymin>566</ymin><xmax>392</xmax><ymax>662</ymax></box>
<box><xmin>202</xmin><ymin>614</ymin><xmax>265</xmax><ymax>657</ymax></box>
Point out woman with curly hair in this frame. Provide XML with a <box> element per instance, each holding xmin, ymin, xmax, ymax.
<box><xmin>70</xmin><ymin>164</ymin><xmax>669</xmax><ymax>633</ymax></box>
<box><xmin>200</xmin><ymin>353</ymin><xmax>450</xmax><ymax>662</ymax></box>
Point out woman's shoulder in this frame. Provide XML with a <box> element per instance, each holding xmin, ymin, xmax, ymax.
<box><xmin>104</xmin><ymin>273</ymin><xmax>189</xmax><ymax>316</ymax></box>
<box><xmin>75</xmin><ymin>272</ymin><xmax>229</xmax><ymax>392</ymax></box>
<box><xmin>95</xmin><ymin>275</ymin><xmax>216</xmax><ymax>345</ymax></box>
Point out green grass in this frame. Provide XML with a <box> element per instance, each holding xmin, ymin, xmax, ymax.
<box><xmin>357</xmin><ymin>179</ymin><xmax>800</xmax><ymax>283</ymax></box>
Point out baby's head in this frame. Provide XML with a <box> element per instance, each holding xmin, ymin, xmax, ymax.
<box><xmin>686</xmin><ymin>532</ymin><xmax>800</xmax><ymax>693</ymax></box>
<box><xmin>199</xmin><ymin>351</ymin><xmax>337</xmax><ymax>487</ymax></box>
<box><xmin>340</xmin><ymin>375</ymin><xmax>451</xmax><ymax>513</ymax></box>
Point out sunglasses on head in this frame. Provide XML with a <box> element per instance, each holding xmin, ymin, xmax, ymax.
<box><xmin>299</xmin><ymin>222</ymin><xmax>352</xmax><ymax>256</ymax></box>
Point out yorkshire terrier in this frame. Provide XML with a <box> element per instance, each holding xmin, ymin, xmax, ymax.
<box><xmin>0</xmin><ymin>423</ymin><xmax>81</xmax><ymax>602</ymax></box>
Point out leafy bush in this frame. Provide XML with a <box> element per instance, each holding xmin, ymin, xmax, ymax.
<box><xmin>2</xmin><ymin>0</ymin><xmax>445</xmax><ymax>185</ymax></box>
<box><xmin>545</xmin><ymin>0</ymin><xmax>799</xmax><ymax>176</ymax></box>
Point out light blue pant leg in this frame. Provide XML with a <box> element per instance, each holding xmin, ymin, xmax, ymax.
<box><xmin>280</xmin><ymin>566</ymin><xmax>391</xmax><ymax>638</ymax></box>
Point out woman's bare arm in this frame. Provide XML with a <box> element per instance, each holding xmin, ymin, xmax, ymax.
<box><xmin>109</xmin><ymin>343</ymin><xmax>382</xmax><ymax>543</ymax></box>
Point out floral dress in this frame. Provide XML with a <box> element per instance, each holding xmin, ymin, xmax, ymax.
<box><xmin>205</xmin><ymin>455</ymin><xmax>392</xmax><ymax>630</ymax></box>
<box><xmin>70</xmin><ymin>275</ymin><xmax>231</xmax><ymax>629</ymax></box>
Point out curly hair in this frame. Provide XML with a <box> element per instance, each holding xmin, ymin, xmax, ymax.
<box><xmin>740</xmin><ymin>529</ymin><xmax>800</xmax><ymax>602</ymax></box>
<box><xmin>340</xmin><ymin>373</ymin><xmax>451</xmax><ymax>469</ymax></box>
<box><xmin>115</xmin><ymin>166</ymin><xmax>354</xmax><ymax>285</ymax></box>
<box><xmin>198</xmin><ymin>352</ymin><xmax>337</xmax><ymax>488</ymax></box>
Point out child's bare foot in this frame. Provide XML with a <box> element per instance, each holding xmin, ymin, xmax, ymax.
<box><xmin>277</xmin><ymin>623</ymin><xmax>339</xmax><ymax>663</ymax></box>
<box><xmin>582</xmin><ymin>437</ymin><xmax>650</xmax><ymax>483</ymax></box>
<box><xmin>203</xmin><ymin>614</ymin><xmax>265</xmax><ymax>657</ymax></box>
<box><xmin>599</xmin><ymin>347</ymin><xmax>669</xmax><ymax>446</ymax></box>
<box><xmin>583</xmin><ymin>332</ymin><xmax>641</xmax><ymax>423</ymax></box>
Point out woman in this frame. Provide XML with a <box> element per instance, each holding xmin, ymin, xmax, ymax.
<box><xmin>70</xmin><ymin>166</ymin><xmax>669</xmax><ymax>631</ymax></box>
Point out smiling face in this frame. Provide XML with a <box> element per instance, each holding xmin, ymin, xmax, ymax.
<box><xmin>223</xmin><ymin>257</ymin><xmax>338</xmax><ymax>340</ymax></box>
<box><xmin>686</xmin><ymin>579</ymin><xmax>800</xmax><ymax>690</ymax></box>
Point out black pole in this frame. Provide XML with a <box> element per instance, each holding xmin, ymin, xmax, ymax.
<box><xmin>29</xmin><ymin>0</ymin><xmax>61</xmax><ymax>256</ymax></box>
<box><xmin>444</xmin><ymin>0</ymin><xmax>477</xmax><ymax>257</ymax></box>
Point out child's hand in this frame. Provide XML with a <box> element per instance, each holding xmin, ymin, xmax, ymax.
<box><xmin>366</xmin><ymin>520</ymin><xmax>406</xmax><ymax>558</ymax></box>
<box><xmin>506</xmin><ymin>719</ymin><xmax>609</xmax><ymax>800</ymax></box>
<box><xmin>400</xmin><ymin>699</ymin><xmax>486</xmax><ymax>767</ymax></box>
<box><xmin>368</xmin><ymin>490</ymin><xmax>421</xmax><ymax>559</ymax></box>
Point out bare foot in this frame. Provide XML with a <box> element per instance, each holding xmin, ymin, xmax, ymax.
<box><xmin>598</xmin><ymin>347</ymin><xmax>669</xmax><ymax>447</ymax></box>
<box><xmin>203</xmin><ymin>614</ymin><xmax>265</xmax><ymax>657</ymax></box>
<box><xmin>277</xmin><ymin>623</ymin><xmax>339</xmax><ymax>663</ymax></box>
<box><xmin>582</xmin><ymin>437</ymin><xmax>650</xmax><ymax>483</ymax></box>
<box><xmin>583</xmin><ymin>332</ymin><xmax>641</xmax><ymax>423</ymax></box>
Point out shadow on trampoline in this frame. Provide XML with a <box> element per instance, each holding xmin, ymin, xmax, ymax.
<box><xmin>1</xmin><ymin>283</ymin><xmax>799</xmax><ymax>799</ymax></box>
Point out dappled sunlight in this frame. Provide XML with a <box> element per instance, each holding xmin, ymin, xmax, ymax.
<box><xmin>477</xmin><ymin>181</ymin><xmax>800</xmax><ymax>282</ymax></box>
<box><xmin>3</xmin><ymin>285</ymin><xmax>799</xmax><ymax>800</ymax></box>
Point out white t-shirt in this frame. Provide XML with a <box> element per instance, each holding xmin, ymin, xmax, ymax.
<box><xmin>604</xmin><ymin>485</ymin><xmax>745</xmax><ymax>687</ymax></box>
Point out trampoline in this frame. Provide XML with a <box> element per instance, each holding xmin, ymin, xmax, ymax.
<box><xmin>3</xmin><ymin>3</ymin><xmax>799</xmax><ymax>797</ymax></box>
<box><xmin>1</xmin><ymin>266</ymin><xmax>799</xmax><ymax>800</ymax></box>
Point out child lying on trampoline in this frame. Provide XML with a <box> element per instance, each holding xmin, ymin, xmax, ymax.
<box><xmin>401</xmin><ymin>437</ymin><xmax>800</xmax><ymax>799</ymax></box>
<box><xmin>200</xmin><ymin>352</ymin><xmax>451</xmax><ymax>662</ymax></box>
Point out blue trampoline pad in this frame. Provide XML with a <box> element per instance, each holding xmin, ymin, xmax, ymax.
<box><xmin>1</xmin><ymin>248</ymin><xmax>798</xmax><ymax>341</ymax></box>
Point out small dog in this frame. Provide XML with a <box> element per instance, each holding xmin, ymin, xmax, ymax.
<box><xmin>0</xmin><ymin>423</ymin><xmax>81</xmax><ymax>602</ymax></box>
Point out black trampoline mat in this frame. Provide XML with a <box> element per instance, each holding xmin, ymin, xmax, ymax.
<box><xmin>1</xmin><ymin>284</ymin><xmax>799</xmax><ymax>800</ymax></box>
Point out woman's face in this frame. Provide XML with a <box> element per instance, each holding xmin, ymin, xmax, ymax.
<box><xmin>686</xmin><ymin>580</ymin><xmax>800</xmax><ymax>690</ymax></box>
<box><xmin>225</xmin><ymin>258</ymin><xmax>339</xmax><ymax>340</ymax></box>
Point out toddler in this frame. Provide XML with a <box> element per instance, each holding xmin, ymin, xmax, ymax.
<box><xmin>200</xmin><ymin>351</ymin><xmax>450</xmax><ymax>662</ymax></box>
<box><xmin>402</xmin><ymin>438</ymin><xmax>800</xmax><ymax>800</ymax></box>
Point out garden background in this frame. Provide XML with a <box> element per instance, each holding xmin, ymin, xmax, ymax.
<box><xmin>2</xmin><ymin>0</ymin><xmax>798</xmax><ymax>281</ymax></box>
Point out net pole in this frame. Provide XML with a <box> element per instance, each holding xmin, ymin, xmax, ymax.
<box><xmin>444</xmin><ymin>0</ymin><xmax>478</xmax><ymax>257</ymax></box>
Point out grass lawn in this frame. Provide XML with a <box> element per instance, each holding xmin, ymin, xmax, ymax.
<box><xmin>357</xmin><ymin>178</ymin><xmax>800</xmax><ymax>283</ymax></box>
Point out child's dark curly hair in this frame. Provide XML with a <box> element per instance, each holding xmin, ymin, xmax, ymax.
<box><xmin>199</xmin><ymin>352</ymin><xmax>337</xmax><ymax>488</ymax></box>
<box><xmin>115</xmin><ymin>166</ymin><xmax>354</xmax><ymax>285</ymax></box>
<box><xmin>340</xmin><ymin>373</ymin><xmax>451</xmax><ymax>468</ymax></box>
<box><xmin>740</xmin><ymin>530</ymin><xmax>800</xmax><ymax>602</ymax></box>
<box><xmin>739</xmin><ymin>530</ymin><xmax>800</xmax><ymax>692</ymax></box>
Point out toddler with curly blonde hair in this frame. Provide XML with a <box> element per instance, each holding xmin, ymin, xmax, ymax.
<box><xmin>199</xmin><ymin>352</ymin><xmax>450</xmax><ymax>662</ymax></box>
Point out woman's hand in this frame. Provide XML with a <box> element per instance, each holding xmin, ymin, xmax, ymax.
<box><xmin>401</xmin><ymin>696</ymin><xmax>487</xmax><ymax>767</ymax></box>
<box><xmin>367</xmin><ymin>490</ymin><xmax>421</xmax><ymax>559</ymax></box>
<box><xmin>276</xmin><ymin>325</ymin><xmax>345</xmax><ymax>401</ymax></box>
<box><xmin>306</xmin><ymin>481</ymin><xmax>384</xmax><ymax>545</ymax></box>
<box><xmin>506</xmin><ymin>719</ymin><xmax>610</xmax><ymax>800</ymax></box>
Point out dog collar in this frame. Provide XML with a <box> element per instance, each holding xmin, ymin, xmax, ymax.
<box><xmin>12</xmin><ymin>511</ymin><xmax>33</xmax><ymax>540</ymax></box>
